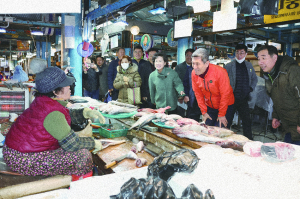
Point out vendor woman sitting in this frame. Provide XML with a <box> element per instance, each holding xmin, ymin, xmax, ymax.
<box><xmin>3</xmin><ymin>58</ymin><xmax>105</xmax><ymax>177</ymax></box>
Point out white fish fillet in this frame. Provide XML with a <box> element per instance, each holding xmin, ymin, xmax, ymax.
<box><xmin>172</xmin><ymin>128</ymin><xmax>223</xmax><ymax>143</ymax></box>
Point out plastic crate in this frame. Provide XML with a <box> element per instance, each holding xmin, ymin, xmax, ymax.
<box><xmin>92</xmin><ymin>123</ymin><xmax>128</xmax><ymax>138</ymax></box>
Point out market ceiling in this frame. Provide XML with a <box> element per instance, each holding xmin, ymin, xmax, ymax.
<box><xmin>0</xmin><ymin>0</ymin><xmax>300</xmax><ymax>47</ymax></box>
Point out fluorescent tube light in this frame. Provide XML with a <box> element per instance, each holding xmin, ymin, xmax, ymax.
<box><xmin>31</xmin><ymin>31</ymin><xmax>43</xmax><ymax>36</ymax></box>
<box><xmin>277</xmin><ymin>24</ymin><xmax>289</xmax><ymax>28</ymax></box>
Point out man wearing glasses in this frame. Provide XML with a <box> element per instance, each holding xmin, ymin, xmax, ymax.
<box><xmin>224</xmin><ymin>44</ymin><xmax>258</xmax><ymax>140</ymax></box>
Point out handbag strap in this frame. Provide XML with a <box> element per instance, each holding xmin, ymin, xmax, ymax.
<box><xmin>132</xmin><ymin>87</ymin><xmax>136</xmax><ymax>104</ymax></box>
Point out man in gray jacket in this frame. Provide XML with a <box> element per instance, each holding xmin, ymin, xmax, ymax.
<box><xmin>224</xmin><ymin>44</ymin><xmax>258</xmax><ymax>140</ymax></box>
<box><xmin>258</xmin><ymin>45</ymin><xmax>300</xmax><ymax>145</ymax></box>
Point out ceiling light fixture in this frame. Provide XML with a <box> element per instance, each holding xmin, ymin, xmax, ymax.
<box><xmin>114</xmin><ymin>12</ymin><xmax>128</xmax><ymax>26</ymax></box>
<box><xmin>149</xmin><ymin>7</ymin><xmax>166</xmax><ymax>15</ymax></box>
<box><xmin>277</xmin><ymin>24</ymin><xmax>289</xmax><ymax>28</ymax></box>
<box><xmin>31</xmin><ymin>30</ymin><xmax>43</xmax><ymax>36</ymax></box>
<box><xmin>130</xmin><ymin>26</ymin><xmax>140</xmax><ymax>35</ymax></box>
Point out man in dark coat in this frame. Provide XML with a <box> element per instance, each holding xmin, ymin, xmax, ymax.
<box><xmin>224</xmin><ymin>44</ymin><xmax>258</xmax><ymax>140</ymax></box>
<box><xmin>96</xmin><ymin>56</ymin><xmax>108</xmax><ymax>101</ymax></box>
<box><xmin>147</xmin><ymin>48</ymin><xmax>158</xmax><ymax>71</ymax></box>
<box><xmin>258</xmin><ymin>45</ymin><xmax>300</xmax><ymax>145</ymax></box>
<box><xmin>132</xmin><ymin>45</ymin><xmax>153</xmax><ymax>108</ymax></box>
<box><xmin>107</xmin><ymin>48</ymin><xmax>125</xmax><ymax>100</ymax></box>
<box><xmin>82</xmin><ymin>57</ymin><xmax>100</xmax><ymax>99</ymax></box>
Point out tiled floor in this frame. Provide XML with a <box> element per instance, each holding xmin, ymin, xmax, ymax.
<box><xmin>231</xmin><ymin>120</ymin><xmax>283</xmax><ymax>143</ymax></box>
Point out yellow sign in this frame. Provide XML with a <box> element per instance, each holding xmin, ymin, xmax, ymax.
<box><xmin>265</xmin><ymin>0</ymin><xmax>300</xmax><ymax>24</ymax></box>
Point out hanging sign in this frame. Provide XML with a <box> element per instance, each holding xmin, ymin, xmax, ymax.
<box><xmin>264</xmin><ymin>0</ymin><xmax>300</xmax><ymax>24</ymax></box>
<box><xmin>167</xmin><ymin>28</ymin><xmax>177</xmax><ymax>47</ymax></box>
<box><xmin>17</xmin><ymin>40</ymin><xmax>29</xmax><ymax>51</ymax></box>
<box><xmin>140</xmin><ymin>34</ymin><xmax>153</xmax><ymax>52</ymax></box>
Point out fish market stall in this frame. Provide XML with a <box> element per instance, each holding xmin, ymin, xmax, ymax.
<box><xmin>68</xmin><ymin>97</ymin><xmax>250</xmax><ymax>173</ymax></box>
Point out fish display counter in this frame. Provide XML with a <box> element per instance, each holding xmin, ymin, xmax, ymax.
<box><xmin>22</xmin><ymin>144</ymin><xmax>300</xmax><ymax>199</ymax></box>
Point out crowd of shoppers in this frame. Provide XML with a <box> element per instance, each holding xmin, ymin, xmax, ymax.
<box><xmin>70</xmin><ymin>43</ymin><xmax>300</xmax><ymax>144</ymax></box>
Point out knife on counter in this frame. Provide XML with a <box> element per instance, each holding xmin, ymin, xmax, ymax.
<box><xmin>104</xmin><ymin>151</ymin><xmax>137</xmax><ymax>169</ymax></box>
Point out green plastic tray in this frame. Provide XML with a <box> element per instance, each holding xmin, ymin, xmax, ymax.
<box><xmin>100</xmin><ymin>111</ymin><xmax>137</xmax><ymax>119</ymax></box>
<box><xmin>152</xmin><ymin>120</ymin><xmax>175</xmax><ymax>129</ymax></box>
<box><xmin>92</xmin><ymin>123</ymin><xmax>128</xmax><ymax>138</ymax></box>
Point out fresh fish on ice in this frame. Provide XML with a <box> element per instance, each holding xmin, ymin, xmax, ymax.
<box><xmin>172</xmin><ymin>127</ymin><xmax>223</xmax><ymax>143</ymax></box>
<box><xmin>164</xmin><ymin>119</ymin><xmax>180</xmax><ymax>128</ymax></box>
<box><xmin>153</xmin><ymin>113</ymin><xmax>182</xmax><ymax>123</ymax></box>
<box><xmin>207</xmin><ymin>126</ymin><xmax>234</xmax><ymax>138</ymax></box>
<box><xmin>137</xmin><ymin>106</ymin><xmax>171</xmax><ymax>114</ymax></box>
<box><xmin>181</xmin><ymin>124</ymin><xmax>207</xmax><ymax>132</ymax></box>
<box><xmin>129</xmin><ymin>113</ymin><xmax>157</xmax><ymax>130</ymax></box>
<box><xmin>109</xmin><ymin>101</ymin><xmax>138</xmax><ymax>109</ymax></box>
<box><xmin>167</xmin><ymin>114</ymin><xmax>182</xmax><ymax>120</ymax></box>
<box><xmin>177</xmin><ymin>118</ymin><xmax>199</xmax><ymax>126</ymax></box>
<box><xmin>108</xmin><ymin>106</ymin><xmax>137</xmax><ymax>115</ymax></box>
<box><xmin>134</xmin><ymin>112</ymin><xmax>150</xmax><ymax>117</ymax></box>
<box><xmin>215</xmin><ymin>139</ymin><xmax>245</xmax><ymax>151</ymax></box>
<box><xmin>260</xmin><ymin>142</ymin><xmax>295</xmax><ymax>162</ymax></box>
<box><xmin>243</xmin><ymin>141</ymin><xmax>263</xmax><ymax>157</ymax></box>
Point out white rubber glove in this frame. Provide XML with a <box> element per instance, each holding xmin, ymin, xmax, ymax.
<box><xmin>93</xmin><ymin>140</ymin><xmax>103</xmax><ymax>154</ymax></box>
<box><xmin>83</xmin><ymin>108</ymin><xmax>106</xmax><ymax>124</ymax></box>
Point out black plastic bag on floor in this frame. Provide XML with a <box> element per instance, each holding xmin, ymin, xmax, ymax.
<box><xmin>110</xmin><ymin>176</ymin><xmax>176</xmax><ymax>199</ymax></box>
<box><xmin>147</xmin><ymin>149</ymin><xmax>199</xmax><ymax>182</ymax></box>
<box><xmin>181</xmin><ymin>184</ymin><xmax>203</xmax><ymax>199</ymax></box>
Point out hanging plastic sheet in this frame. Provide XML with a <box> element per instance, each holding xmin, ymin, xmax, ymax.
<box><xmin>104</xmin><ymin>91</ymin><xmax>112</xmax><ymax>103</ymax></box>
<box><xmin>248</xmin><ymin>76</ymin><xmax>271</xmax><ymax>112</ymax></box>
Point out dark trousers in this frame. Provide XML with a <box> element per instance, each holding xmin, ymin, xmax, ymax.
<box><xmin>284</xmin><ymin>133</ymin><xmax>300</xmax><ymax>145</ymax></box>
<box><xmin>111</xmin><ymin>89</ymin><xmax>119</xmax><ymax>101</ymax></box>
<box><xmin>167</xmin><ymin>108</ymin><xmax>178</xmax><ymax>115</ymax></box>
<box><xmin>140</xmin><ymin>98</ymin><xmax>156</xmax><ymax>109</ymax></box>
<box><xmin>205</xmin><ymin>104</ymin><xmax>234</xmax><ymax>128</ymax></box>
<box><xmin>186</xmin><ymin>99</ymin><xmax>202</xmax><ymax>122</ymax></box>
<box><xmin>84</xmin><ymin>89</ymin><xmax>99</xmax><ymax>100</ymax></box>
<box><xmin>233</xmin><ymin>98</ymin><xmax>253</xmax><ymax>140</ymax></box>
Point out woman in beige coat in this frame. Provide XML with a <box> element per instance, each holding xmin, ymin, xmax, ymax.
<box><xmin>113</xmin><ymin>55</ymin><xmax>142</xmax><ymax>103</ymax></box>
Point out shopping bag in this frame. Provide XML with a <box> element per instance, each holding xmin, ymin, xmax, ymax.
<box><xmin>127</xmin><ymin>82</ymin><xmax>142</xmax><ymax>105</ymax></box>
<box><xmin>104</xmin><ymin>91</ymin><xmax>112</xmax><ymax>103</ymax></box>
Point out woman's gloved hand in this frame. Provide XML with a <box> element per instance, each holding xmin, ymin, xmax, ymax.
<box><xmin>75</xmin><ymin>120</ymin><xmax>93</xmax><ymax>137</ymax></box>
<box><xmin>83</xmin><ymin>108</ymin><xmax>106</xmax><ymax>124</ymax></box>
<box><xmin>123</xmin><ymin>76</ymin><xmax>129</xmax><ymax>82</ymax></box>
<box><xmin>92</xmin><ymin>140</ymin><xmax>103</xmax><ymax>154</ymax></box>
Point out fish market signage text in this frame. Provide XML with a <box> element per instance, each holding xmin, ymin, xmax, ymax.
<box><xmin>264</xmin><ymin>0</ymin><xmax>300</xmax><ymax>24</ymax></box>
